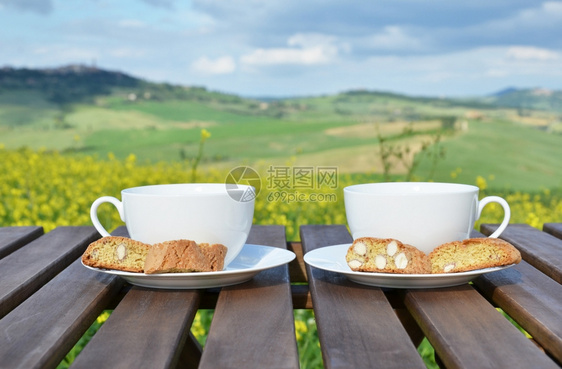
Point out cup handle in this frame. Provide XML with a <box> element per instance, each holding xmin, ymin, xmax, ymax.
<box><xmin>90</xmin><ymin>196</ymin><xmax>125</xmax><ymax>237</ymax></box>
<box><xmin>477</xmin><ymin>196</ymin><xmax>511</xmax><ymax>238</ymax></box>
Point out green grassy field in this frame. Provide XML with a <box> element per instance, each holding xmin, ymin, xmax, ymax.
<box><xmin>1</xmin><ymin>88</ymin><xmax>561</xmax><ymax>192</ymax></box>
<box><xmin>415</xmin><ymin>119</ymin><xmax>562</xmax><ymax>190</ymax></box>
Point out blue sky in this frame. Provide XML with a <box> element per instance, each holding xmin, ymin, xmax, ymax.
<box><xmin>1</xmin><ymin>0</ymin><xmax>561</xmax><ymax>97</ymax></box>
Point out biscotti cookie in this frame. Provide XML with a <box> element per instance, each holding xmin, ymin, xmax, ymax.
<box><xmin>429</xmin><ymin>237</ymin><xmax>522</xmax><ymax>274</ymax></box>
<box><xmin>82</xmin><ymin>236</ymin><xmax>151</xmax><ymax>273</ymax></box>
<box><xmin>144</xmin><ymin>239</ymin><xmax>227</xmax><ymax>274</ymax></box>
<box><xmin>199</xmin><ymin>243</ymin><xmax>227</xmax><ymax>271</ymax></box>
<box><xmin>346</xmin><ymin>237</ymin><xmax>431</xmax><ymax>274</ymax></box>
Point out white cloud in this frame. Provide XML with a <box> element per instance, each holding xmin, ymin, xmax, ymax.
<box><xmin>506</xmin><ymin>46</ymin><xmax>559</xmax><ymax>61</ymax></box>
<box><xmin>241</xmin><ymin>33</ymin><xmax>340</xmax><ymax>66</ymax></box>
<box><xmin>543</xmin><ymin>1</ymin><xmax>562</xmax><ymax>13</ymax></box>
<box><xmin>518</xmin><ymin>1</ymin><xmax>562</xmax><ymax>22</ymax></box>
<box><xmin>240</xmin><ymin>47</ymin><xmax>333</xmax><ymax>66</ymax></box>
<box><xmin>191</xmin><ymin>56</ymin><xmax>236</xmax><ymax>74</ymax></box>
<box><xmin>287</xmin><ymin>33</ymin><xmax>336</xmax><ymax>49</ymax></box>
<box><xmin>365</xmin><ymin>26</ymin><xmax>424</xmax><ymax>51</ymax></box>
<box><xmin>481</xmin><ymin>1</ymin><xmax>562</xmax><ymax>34</ymax></box>
<box><xmin>2</xmin><ymin>1</ymin><xmax>562</xmax><ymax>97</ymax></box>
<box><xmin>361</xmin><ymin>45</ymin><xmax>562</xmax><ymax>86</ymax></box>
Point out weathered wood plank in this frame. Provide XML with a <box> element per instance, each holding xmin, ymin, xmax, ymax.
<box><xmin>0</xmin><ymin>259</ymin><xmax>123</xmax><ymax>369</ymax></box>
<box><xmin>176</xmin><ymin>332</ymin><xmax>203</xmax><ymax>369</ymax></box>
<box><xmin>405</xmin><ymin>284</ymin><xmax>559</xmax><ymax>369</ymax></box>
<box><xmin>198</xmin><ymin>284</ymin><xmax>312</xmax><ymax>310</ymax></box>
<box><xmin>288</xmin><ymin>241</ymin><xmax>307</xmax><ymax>283</ymax></box>
<box><xmin>199</xmin><ymin>225</ymin><xmax>299</xmax><ymax>369</ymax></box>
<box><xmin>473</xmin><ymin>260</ymin><xmax>562</xmax><ymax>364</ymax></box>
<box><xmin>71</xmin><ymin>287</ymin><xmax>201</xmax><ymax>369</ymax></box>
<box><xmin>300</xmin><ymin>225</ymin><xmax>426</xmax><ymax>369</ymax></box>
<box><xmin>0</xmin><ymin>226</ymin><xmax>99</xmax><ymax>318</ymax></box>
<box><xmin>544</xmin><ymin>223</ymin><xmax>562</xmax><ymax>240</ymax></box>
<box><xmin>481</xmin><ymin>223</ymin><xmax>562</xmax><ymax>283</ymax></box>
<box><xmin>0</xmin><ymin>226</ymin><xmax>43</xmax><ymax>259</ymax></box>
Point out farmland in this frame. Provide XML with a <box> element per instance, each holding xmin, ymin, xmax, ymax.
<box><xmin>1</xmin><ymin>68</ymin><xmax>562</xmax><ymax>192</ymax></box>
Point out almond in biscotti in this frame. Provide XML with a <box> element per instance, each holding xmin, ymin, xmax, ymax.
<box><xmin>394</xmin><ymin>252</ymin><xmax>408</xmax><ymax>269</ymax></box>
<box><xmin>346</xmin><ymin>237</ymin><xmax>431</xmax><ymax>274</ymax></box>
<box><xmin>353</xmin><ymin>242</ymin><xmax>367</xmax><ymax>256</ymax></box>
<box><xmin>115</xmin><ymin>243</ymin><xmax>128</xmax><ymax>261</ymax></box>
<box><xmin>443</xmin><ymin>262</ymin><xmax>456</xmax><ymax>273</ymax></box>
<box><xmin>386</xmin><ymin>240</ymin><xmax>398</xmax><ymax>256</ymax></box>
<box><xmin>374</xmin><ymin>254</ymin><xmax>387</xmax><ymax>269</ymax></box>
<box><xmin>348</xmin><ymin>259</ymin><xmax>363</xmax><ymax>270</ymax></box>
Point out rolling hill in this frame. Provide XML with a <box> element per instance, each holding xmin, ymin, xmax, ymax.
<box><xmin>487</xmin><ymin>87</ymin><xmax>562</xmax><ymax>112</ymax></box>
<box><xmin>1</xmin><ymin>65</ymin><xmax>561</xmax><ymax>191</ymax></box>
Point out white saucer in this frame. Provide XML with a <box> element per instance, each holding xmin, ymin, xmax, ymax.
<box><xmin>303</xmin><ymin>244</ymin><xmax>515</xmax><ymax>289</ymax></box>
<box><xmin>82</xmin><ymin>244</ymin><xmax>295</xmax><ymax>289</ymax></box>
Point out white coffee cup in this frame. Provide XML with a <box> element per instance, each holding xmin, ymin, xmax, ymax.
<box><xmin>90</xmin><ymin>183</ymin><xmax>255</xmax><ymax>267</ymax></box>
<box><xmin>344</xmin><ymin>182</ymin><xmax>510</xmax><ymax>254</ymax></box>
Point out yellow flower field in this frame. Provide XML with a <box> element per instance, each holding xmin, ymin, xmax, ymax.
<box><xmin>2</xmin><ymin>147</ymin><xmax>562</xmax><ymax>369</ymax></box>
<box><xmin>1</xmin><ymin>147</ymin><xmax>561</xmax><ymax>239</ymax></box>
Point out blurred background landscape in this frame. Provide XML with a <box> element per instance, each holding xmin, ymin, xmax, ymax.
<box><xmin>2</xmin><ymin>0</ymin><xmax>561</xmax><ymax>193</ymax></box>
<box><xmin>1</xmin><ymin>64</ymin><xmax>561</xmax><ymax>191</ymax></box>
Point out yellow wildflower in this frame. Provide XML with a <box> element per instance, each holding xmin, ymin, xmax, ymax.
<box><xmin>191</xmin><ymin>312</ymin><xmax>206</xmax><ymax>341</ymax></box>
<box><xmin>476</xmin><ymin>175</ymin><xmax>487</xmax><ymax>191</ymax></box>
<box><xmin>295</xmin><ymin>320</ymin><xmax>307</xmax><ymax>341</ymax></box>
<box><xmin>201</xmin><ymin>129</ymin><xmax>211</xmax><ymax>141</ymax></box>
<box><xmin>96</xmin><ymin>311</ymin><xmax>111</xmax><ymax>324</ymax></box>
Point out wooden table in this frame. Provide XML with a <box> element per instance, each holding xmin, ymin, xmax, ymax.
<box><xmin>1</xmin><ymin>223</ymin><xmax>561</xmax><ymax>369</ymax></box>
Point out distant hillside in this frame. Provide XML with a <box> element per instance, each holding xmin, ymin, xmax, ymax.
<box><xmin>491</xmin><ymin>87</ymin><xmax>520</xmax><ymax>97</ymax></box>
<box><xmin>3</xmin><ymin>64</ymin><xmax>562</xmax><ymax>112</ymax></box>
<box><xmin>0</xmin><ymin>64</ymin><xmax>249</xmax><ymax>107</ymax></box>
<box><xmin>0</xmin><ymin>65</ymin><xmax>141</xmax><ymax>105</ymax></box>
<box><xmin>486</xmin><ymin>87</ymin><xmax>562</xmax><ymax>112</ymax></box>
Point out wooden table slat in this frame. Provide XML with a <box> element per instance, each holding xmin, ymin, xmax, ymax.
<box><xmin>405</xmin><ymin>284</ymin><xmax>560</xmax><ymax>369</ymax></box>
<box><xmin>199</xmin><ymin>225</ymin><xmax>300</xmax><ymax>369</ymax></box>
<box><xmin>481</xmin><ymin>224</ymin><xmax>562</xmax><ymax>284</ymax></box>
<box><xmin>176</xmin><ymin>332</ymin><xmax>203</xmax><ymax>369</ymax></box>
<box><xmin>0</xmin><ymin>226</ymin><xmax>44</xmax><ymax>259</ymax></box>
<box><xmin>1</xmin><ymin>223</ymin><xmax>561</xmax><ymax>369</ymax></box>
<box><xmin>544</xmin><ymin>223</ymin><xmax>562</xmax><ymax>240</ymax></box>
<box><xmin>71</xmin><ymin>287</ymin><xmax>201</xmax><ymax>369</ymax></box>
<box><xmin>300</xmin><ymin>225</ymin><xmax>426</xmax><ymax>369</ymax></box>
<box><xmin>0</xmin><ymin>259</ymin><xmax>124</xmax><ymax>369</ymax></box>
<box><xmin>0</xmin><ymin>226</ymin><xmax>100</xmax><ymax>319</ymax></box>
<box><xmin>473</xmin><ymin>260</ymin><xmax>562</xmax><ymax>364</ymax></box>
